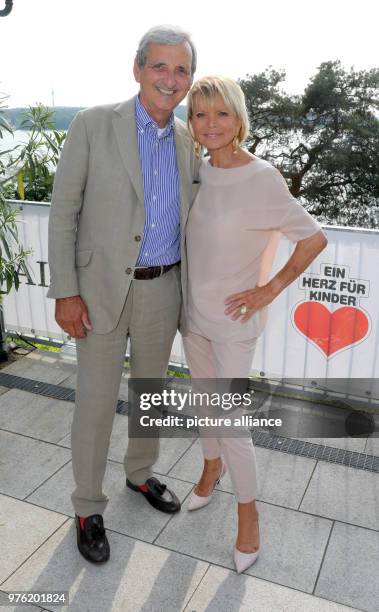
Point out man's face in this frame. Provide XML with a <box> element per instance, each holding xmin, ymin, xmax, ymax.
<box><xmin>134</xmin><ymin>42</ymin><xmax>193</xmax><ymax>126</ymax></box>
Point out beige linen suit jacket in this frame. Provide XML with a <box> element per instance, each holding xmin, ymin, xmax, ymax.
<box><xmin>47</xmin><ymin>96</ymin><xmax>199</xmax><ymax>334</ymax></box>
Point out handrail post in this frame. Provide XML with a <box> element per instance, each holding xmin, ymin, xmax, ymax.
<box><xmin>0</xmin><ymin>305</ymin><xmax>10</xmax><ymax>361</ymax></box>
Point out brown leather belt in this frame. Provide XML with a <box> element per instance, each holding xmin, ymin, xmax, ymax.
<box><xmin>133</xmin><ymin>262</ymin><xmax>179</xmax><ymax>280</ymax></box>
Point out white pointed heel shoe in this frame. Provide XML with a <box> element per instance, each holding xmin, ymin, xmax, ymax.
<box><xmin>234</xmin><ymin>510</ymin><xmax>260</xmax><ymax>573</ymax></box>
<box><xmin>234</xmin><ymin>547</ymin><xmax>259</xmax><ymax>574</ymax></box>
<box><xmin>187</xmin><ymin>462</ymin><xmax>227</xmax><ymax>511</ymax></box>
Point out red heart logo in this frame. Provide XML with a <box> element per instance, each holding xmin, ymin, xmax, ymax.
<box><xmin>293</xmin><ymin>302</ymin><xmax>369</xmax><ymax>357</ymax></box>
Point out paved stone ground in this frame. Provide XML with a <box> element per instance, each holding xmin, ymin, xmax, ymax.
<box><xmin>0</xmin><ymin>349</ymin><xmax>378</xmax><ymax>612</ymax></box>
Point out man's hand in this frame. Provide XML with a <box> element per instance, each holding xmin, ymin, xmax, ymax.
<box><xmin>55</xmin><ymin>295</ymin><xmax>92</xmax><ymax>338</ymax></box>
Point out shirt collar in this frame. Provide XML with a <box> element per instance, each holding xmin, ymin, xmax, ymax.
<box><xmin>135</xmin><ymin>95</ymin><xmax>174</xmax><ymax>136</ymax></box>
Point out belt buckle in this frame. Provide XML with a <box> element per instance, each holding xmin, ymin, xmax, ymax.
<box><xmin>160</xmin><ymin>265</ymin><xmax>164</xmax><ymax>276</ymax></box>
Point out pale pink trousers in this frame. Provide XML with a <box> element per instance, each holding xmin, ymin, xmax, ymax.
<box><xmin>183</xmin><ymin>331</ymin><xmax>258</xmax><ymax>503</ymax></box>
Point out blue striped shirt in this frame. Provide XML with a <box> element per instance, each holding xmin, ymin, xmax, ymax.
<box><xmin>135</xmin><ymin>95</ymin><xmax>180</xmax><ymax>266</ymax></box>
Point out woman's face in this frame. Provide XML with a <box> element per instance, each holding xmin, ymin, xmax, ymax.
<box><xmin>190</xmin><ymin>95</ymin><xmax>241</xmax><ymax>153</ymax></box>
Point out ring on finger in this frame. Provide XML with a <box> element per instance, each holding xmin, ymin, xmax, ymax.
<box><xmin>240</xmin><ymin>304</ymin><xmax>247</xmax><ymax>315</ymax></box>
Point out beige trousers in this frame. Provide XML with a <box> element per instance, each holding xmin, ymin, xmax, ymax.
<box><xmin>183</xmin><ymin>331</ymin><xmax>258</xmax><ymax>503</ymax></box>
<box><xmin>71</xmin><ymin>266</ymin><xmax>181</xmax><ymax>516</ymax></box>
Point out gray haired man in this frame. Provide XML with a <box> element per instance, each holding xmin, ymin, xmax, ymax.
<box><xmin>47</xmin><ymin>25</ymin><xmax>198</xmax><ymax>562</ymax></box>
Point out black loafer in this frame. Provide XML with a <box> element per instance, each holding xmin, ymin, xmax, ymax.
<box><xmin>75</xmin><ymin>514</ymin><xmax>110</xmax><ymax>563</ymax></box>
<box><xmin>126</xmin><ymin>477</ymin><xmax>181</xmax><ymax>513</ymax></box>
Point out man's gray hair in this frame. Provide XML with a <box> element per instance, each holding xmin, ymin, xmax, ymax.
<box><xmin>136</xmin><ymin>25</ymin><xmax>197</xmax><ymax>77</ymax></box>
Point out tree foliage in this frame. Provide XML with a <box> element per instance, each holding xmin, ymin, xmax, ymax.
<box><xmin>0</xmin><ymin>94</ymin><xmax>32</xmax><ymax>297</ymax></box>
<box><xmin>4</xmin><ymin>104</ymin><xmax>66</xmax><ymax>202</ymax></box>
<box><xmin>239</xmin><ymin>61</ymin><xmax>379</xmax><ymax>227</ymax></box>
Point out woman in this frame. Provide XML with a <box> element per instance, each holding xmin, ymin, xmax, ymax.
<box><xmin>183</xmin><ymin>76</ymin><xmax>327</xmax><ymax>573</ymax></box>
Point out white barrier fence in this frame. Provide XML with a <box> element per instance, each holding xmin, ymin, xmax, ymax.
<box><xmin>3</xmin><ymin>201</ymin><xmax>379</xmax><ymax>397</ymax></box>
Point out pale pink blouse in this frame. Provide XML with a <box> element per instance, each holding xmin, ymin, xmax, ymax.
<box><xmin>185</xmin><ymin>157</ymin><xmax>322</xmax><ymax>341</ymax></box>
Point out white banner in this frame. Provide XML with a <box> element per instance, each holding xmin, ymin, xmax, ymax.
<box><xmin>3</xmin><ymin>202</ymin><xmax>379</xmax><ymax>388</ymax></box>
<box><xmin>256</xmin><ymin>230</ymin><xmax>379</xmax><ymax>380</ymax></box>
<box><xmin>3</xmin><ymin>202</ymin><xmax>66</xmax><ymax>343</ymax></box>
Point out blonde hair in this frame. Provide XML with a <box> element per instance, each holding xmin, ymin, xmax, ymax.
<box><xmin>187</xmin><ymin>76</ymin><xmax>250</xmax><ymax>145</ymax></box>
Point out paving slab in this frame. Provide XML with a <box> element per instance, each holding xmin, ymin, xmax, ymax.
<box><xmin>0</xmin><ymin>430</ymin><xmax>71</xmax><ymax>499</ymax></box>
<box><xmin>0</xmin><ymin>494</ymin><xmax>67</xmax><ymax>584</ymax></box>
<box><xmin>57</xmin><ymin>413</ymin><xmax>196</xmax><ymax>475</ymax></box>
<box><xmin>184</xmin><ymin>565</ymin><xmax>361</xmax><ymax>612</ymax></box>
<box><xmin>168</xmin><ymin>439</ymin><xmax>316</xmax><ymax>509</ymax></box>
<box><xmin>26</xmin><ymin>461</ymin><xmax>75</xmax><ymax>514</ymax></box>
<box><xmin>315</xmin><ymin>521</ymin><xmax>379</xmax><ymax>612</ymax></box>
<box><xmin>28</xmin><ymin>460</ymin><xmax>193</xmax><ymax>543</ymax></box>
<box><xmin>253</xmin><ymin>447</ymin><xmax>316</xmax><ymax>509</ymax></box>
<box><xmin>0</xmin><ymin>591</ymin><xmax>42</xmax><ymax>612</ymax></box>
<box><xmin>2</xmin><ymin>520</ymin><xmax>208</xmax><ymax>612</ymax></box>
<box><xmin>0</xmin><ymin>389</ymin><xmax>73</xmax><ymax>443</ymax></box>
<box><xmin>156</xmin><ymin>496</ymin><xmax>332</xmax><ymax>593</ymax></box>
<box><xmin>300</xmin><ymin>461</ymin><xmax>379</xmax><ymax>530</ymax></box>
<box><xmin>1</xmin><ymin>350</ymin><xmax>75</xmax><ymax>386</ymax></box>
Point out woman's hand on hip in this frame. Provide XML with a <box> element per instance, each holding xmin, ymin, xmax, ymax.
<box><xmin>224</xmin><ymin>231</ymin><xmax>328</xmax><ymax>324</ymax></box>
<box><xmin>224</xmin><ymin>285</ymin><xmax>276</xmax><ymax>322</ymax></box>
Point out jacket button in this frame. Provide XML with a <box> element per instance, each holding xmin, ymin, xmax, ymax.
<box><xmin>134</xmin><ymin>235</ymin><xmax>142</xmax><ymax>242</ymax></box>
<box><xmin>125</xmin><ymin>267</ymin><xmax>132</xmax><ymax>274</ymax></box>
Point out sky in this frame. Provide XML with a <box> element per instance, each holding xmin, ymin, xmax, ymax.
<box><xmin>1</xmin><ymin>0</ymin><xmax>378</xmax><ymax>108</ymax></box>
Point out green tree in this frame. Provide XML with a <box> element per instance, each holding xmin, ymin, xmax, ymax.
<box><xmin>0</xmin><ymin>94</ymin><xmax>33</xmax><ymax>359</ymax></box>
<box><xmin>239</xmin><ymin>61</ymin><xmax>379</xmax><ymax>227</ymax></box>
<box><xmin>5</xmin><ymin>104</ymin><xmax>66</xmax><ymax>202</ymax></box>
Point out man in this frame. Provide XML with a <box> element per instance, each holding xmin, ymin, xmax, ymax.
<box><xmin>47</xmin><ymin>25</ymin><xmax>198</xmax><ymax>563</ymax></box>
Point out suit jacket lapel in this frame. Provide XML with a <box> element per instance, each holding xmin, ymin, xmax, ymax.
<box><xmin>113</xmin><ymin>99</ymin><xmax>193</xmax><ymax>219</ymax></box>
<box><xmin>112</xmin><ymin>97</ymin><xmax>144</xmax><ymax>204</ymax></box>
<box><xmin>174</xmin><ymin>119</ymin><xmax>192</xmax><ymax>225</ymax></box>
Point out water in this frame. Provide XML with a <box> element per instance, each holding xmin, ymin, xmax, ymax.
<box><xmin>0</xmin><ymin>130</ymin><xmax>60</xmax><ymax>178</ymax></box>
<box><xmin>0</xmin><ymin>130</ymin><xmax>31</xmax><ymax>152</ymax></box>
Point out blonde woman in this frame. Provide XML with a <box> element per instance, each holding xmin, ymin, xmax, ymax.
<box><xmin>183</xmin><ymin>76</ymin><xmax>327</xmax><ymax>573</ymax></box>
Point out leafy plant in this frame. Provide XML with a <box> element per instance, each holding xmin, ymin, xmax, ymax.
<box><xmin>0</xmin><ymin>198</ymin><xmax>32</xmax><ymax>295</ymax></box>
<box><xmin>0</xmin><ymin>93</ymin><xmax>33</xmax><ymax>358</ymax></box>
<box><xmin>5</xmin><ymin>104</ymin><xmax>66</xmax><ymax>202</ymax></box>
